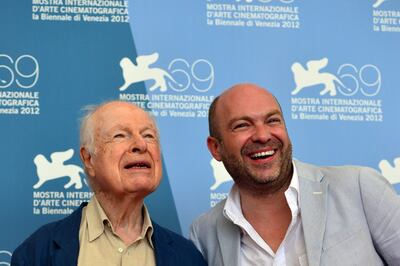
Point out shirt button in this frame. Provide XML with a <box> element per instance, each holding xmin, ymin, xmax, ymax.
<box><xmin>118</xmin><ymin>248</ymin><xmax>124</xmax><ymax>253</ymax></box>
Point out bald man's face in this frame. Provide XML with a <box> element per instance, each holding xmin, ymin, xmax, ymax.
<box><xmin>81</xmin><ymin>103</ymin><xmax>162</xmax><ymax>199</ymax></box>
<box><xmin>207</xmin><ymin>85</ymin><xmax>292</xmax><ymax>192</ymax></box>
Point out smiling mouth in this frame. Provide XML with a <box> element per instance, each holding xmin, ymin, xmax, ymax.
<box><xmin>124</xmin><ymin>162</ymin><xmax>151</xmax><ymax>169</ymax></box>
<box><xmin>249</xmin><ymin>150</ymin><xmax>275</xmax><ymax>160</ymax></box>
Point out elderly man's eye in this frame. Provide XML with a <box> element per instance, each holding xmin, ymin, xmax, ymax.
<box><xmin>114</xmin><ymin>133</ymin><xmax>125</xmax><ymax>139</ymax></box>
<box><xmin>144</xmin><ymin>133</ymin><xmax>155</xmax><ymax>139</ymax></box>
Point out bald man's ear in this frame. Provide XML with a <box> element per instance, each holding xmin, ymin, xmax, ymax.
<box><xmin>207</xmin><ymin>136</ymin><xmax>222</xmax><ymax>161</ymax></box>
<box><xmin>80</xmin><ymin>147</ymin><xmax>95</xmax><ymax>177</ymax></box>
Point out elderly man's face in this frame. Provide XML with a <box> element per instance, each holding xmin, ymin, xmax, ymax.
<box><xmin>208</xmin><ymin>85</ymin><xmax>292</xmax><ymax>192</ymax></box>
<box><xmin>82</xmin><ymin>102</ymin><xmax>162</xmax><ymax>198</ymax></box>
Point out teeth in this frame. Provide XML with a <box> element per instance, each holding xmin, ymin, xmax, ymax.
<box><xmin>134</xmin><ymin>163</ymin><xmax>148</xmax><ymax>168</ymax></box>
<box><xmin>251</xmin><ymin>150</ymin><xmax>274</xmax><ymax>159</ymax></box>
<box><xmin>126</xmin><ymin>163</ymin><xmax>149</xmax><ymax>169</ymax></box>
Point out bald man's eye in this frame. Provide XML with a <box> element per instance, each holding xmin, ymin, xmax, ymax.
<box><xmin>267</xmin><ymin>117</ymin><xmax>282</xmax><ymax>124</ymax></box>
<box><xmin>232</xmin><ymin>122</ymin><xmax>250</xmax><ymax>130</ymax></box>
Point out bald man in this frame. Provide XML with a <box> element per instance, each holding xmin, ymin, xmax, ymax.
<box><xmin>12</xmin><ymin>101</ymin><xmax>206</xmax><ymax>266</ymax></box>
<box><xmin>190</xmin><ymin>83</ymin><xmax>400</xmax><ymax>266</ymax></box>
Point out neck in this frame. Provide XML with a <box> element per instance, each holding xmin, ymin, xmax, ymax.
<box><xmin>238</xmin><ymin>185</ymin><xmax>292</xmax><ymax>252</ymax></box>
<box><xmin>239</xmin><ymin>184</ymin><xmax>290</xmax><ymax>219</ymax></box>
<box><xmin>95</xmin><ymin>192</ymin><xmax>145</xmax><ymax>245</ymax></box>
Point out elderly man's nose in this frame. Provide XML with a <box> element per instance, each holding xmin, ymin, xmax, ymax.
<box><xmin>130</xmin><ymin>136</ymin><xmax>147</xmax><ymax>153</ymax></box>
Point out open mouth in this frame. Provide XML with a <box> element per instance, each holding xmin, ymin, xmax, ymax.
<box><xmin>124</xmin><ymin>161</ymin><xmax>151</xmax><ymax>169</ymax></box>
<box><xmin>249</xmin><ymin>150</ymin><xmax>275</xmax><ymax>160</ymax></box>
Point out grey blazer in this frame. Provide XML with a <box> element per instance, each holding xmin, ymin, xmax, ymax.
<box><xmin>190</xmin><ymin>160</ymin><xmax>400</xmax><ymax>266</ymax></box>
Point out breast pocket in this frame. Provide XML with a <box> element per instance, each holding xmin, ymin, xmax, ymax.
<box><xmin>320</xmin><ymin>228</ymin><xmax>384</xmax><ymax>266</ymax></box>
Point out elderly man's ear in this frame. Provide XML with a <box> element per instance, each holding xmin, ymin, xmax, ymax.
<box><xmin>207</xmin><ymin>136</ymin><xmax>222</xmax><ymax>161</ymax></box>
<box><xmin>80</xmin><ymin>147</ymin><xmax>95</xmax><ymax>177</ymax></box>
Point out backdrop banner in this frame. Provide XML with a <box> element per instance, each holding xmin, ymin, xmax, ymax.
<box><xmin>1</xmin><ymin>0</ymin><xmax>399</xmax><ymax>262</ymax></box>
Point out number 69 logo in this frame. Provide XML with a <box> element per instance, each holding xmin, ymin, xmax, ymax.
<box><xmin>0</xmin><ymin>54</ymin><xmax>39</xmax><ymax>89</ymax></box>
<box><xmin>167</xmin><ymin>59</ymin><xmax>214</xmax><ymax>93</ymax></box>
<box><xmin>337</xmin><ymin>64</ymin><xmax>381</xmax><ymax>97</ymax></box>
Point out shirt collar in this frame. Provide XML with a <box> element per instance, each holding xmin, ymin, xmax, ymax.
<box><xmin>141</xmin><ymin>205</ymin><xmax>154</xmax><ymax>248</ymax></box>
<box><xmin>223</xmin><ymin>161</ymin><xmax>300</xmax><ymax>225</ymax></box>
<box><xmin>86</xmin><ymin>196</ymin><xmax>154</xmax><ymax>248</ymax></box>
<box><xmin>289</xmin><ymin>161</ymin><xmax>300</xmax><ymax>196</ymax></box>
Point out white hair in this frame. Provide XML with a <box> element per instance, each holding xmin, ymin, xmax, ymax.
<box><xmin>79</xmin><ymin>104</ymin><xmax>99</xmax><ymax>155</ymax></box>
<box><xmin>79</xmin><ymin>101</ymin><xmax>159</xmax><ymax>155</ymax></box>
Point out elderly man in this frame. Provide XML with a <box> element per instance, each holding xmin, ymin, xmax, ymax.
<box><xmin>190</xmin><ymin>83</ymin><xmax>400</xmax><ymax>266</ymax></box>
<box><xmin>12</xmin><ymin>101</ymin><xmax>206</xmax><ymax>266</ymax></box>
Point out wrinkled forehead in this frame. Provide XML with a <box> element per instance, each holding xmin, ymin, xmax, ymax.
<box><xmin>92</xmin><ymin>102</ymin><xmax>156</xmax><ymax>135</ymax></box>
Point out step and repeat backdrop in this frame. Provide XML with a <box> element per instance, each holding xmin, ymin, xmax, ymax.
<box><xmin>1</xmin><ymin>0</ymin><xmax>399</xmax><ymax>262</ymax></box>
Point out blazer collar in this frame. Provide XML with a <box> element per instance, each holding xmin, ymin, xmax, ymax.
<box><xmin>51</xmin><ymin>204</ymin><xmax>172</xmax><ymax>266</ymax></box>
<box><xmin>52</xmin><ymin>202</ymin><xmax>87</xmax><ymax>266</ymax></box>
<box><xmin>216</xmin><ymin>207</ymin><xmax>241</xmax><ymax>266</ymax></box>
<box><xmin>295</xmin><ymin>160</ymin><xmax>329</xmax><ymax>266</ymax></box>
<box><xmin>215</xmin><ymin>160</ymin><xmax>328</xmax><ymax>266</ymax></box>
<box><xmin>151</xmin><ymin>222</ymin><xmax>175</xmax><ymax>266</ymax></box>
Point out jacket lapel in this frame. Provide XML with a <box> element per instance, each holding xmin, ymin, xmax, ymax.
<box><xmin>216</xmin><ymin>213</ymin><xmax>241</xmax><ymax>266</ymax></box>
<box><xmin>295</xmin><ymin>160</ymin><xmax>328</xmax><ymax>266</ymax></box>
<box><xmin>152</xmin><ymin>222</ymin><xmax>174</xmax><ymax>266</ymax></box>
<box><xmin>52</xmin><ymin>203</ymin><xmax>86</xmax><ymax>266</ymax></box>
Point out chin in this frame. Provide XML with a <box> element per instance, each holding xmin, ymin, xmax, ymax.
<box><xmin>250</xmin><ymin>168</ymin><xmax>280</xmax><ymax>180</ymax></box>
<box><xmin>124</xmin><ymin>180</ymin><xmax>157</xmax><ymax>191</ymax></box>
<box><xmin>252</xmin><ymin>176</ymin><xmax>279</xmax><ymax>185</ymax></box>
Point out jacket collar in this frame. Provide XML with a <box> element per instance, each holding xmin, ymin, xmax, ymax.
<box><xmin>295</xmin><ymin>160</ymin><xmax>328</xmax><ymax>266</ymax></box>
<box><xmin>52</xmin><ymin>202</ymin><xmax>87</xmax><ymax>265</ymax></box>
<box><xmin>51</xmin><ymin>202</ymin><xmax>177</xmax><ymax>265</ymax></box>
<box><xmin>215</xmin><ymin>160</ymin><xmax>329</xmax><ymax>266</ymax></box>
<box><xmin>151</xmin><ymin>222</ymin><xmax>176</xmax><ymax>266</ymax></box>
<box><xmin>217</xmin><ymin>212</ymin><xmax>241</xmax><ymax>266</ymax></box>
<box><xmin>50</xmin><ymin>202</ymin><xmax>179</xmax><ymax>265</ymax></box>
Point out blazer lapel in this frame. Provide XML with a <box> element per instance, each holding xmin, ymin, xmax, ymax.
<box><xmin>296</xmin><ymin>161</ymin><xmax>328</xmax><ymax>266</ymax></box>
<box><xmin>216</xmin><ymin>213</ymin><xmax>241</xmax><ymax>266</ymax></box>
<box><xmin>52</xmin><ymin>203</ymin><xmax>85</xmax><ymax>266</ymax></box>
<box><xmin>152</xmin><ymin>223</ymin><xmax>174</xmax><ymax>266</ymax></box>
